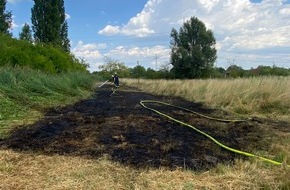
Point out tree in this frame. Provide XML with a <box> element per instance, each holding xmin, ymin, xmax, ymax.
<box><xmin>19</xmin><ymin>23</ymin><xmax>33</xmax><ymax>42</ymax></box>
<box><xmin>170</xmin><ymin>16</ymin><xmax>217</xmax><ymax>79</ymax></box>
<box><xmin>31</xmin><ymin>0</ymin><xmax>70</xmax><ymax>52</ymax></box>
<box><xmin>226</xmin><ymin>65</ymin><xmax>245</xmax><ymax>78</ymax></box>
<box><xmin>98</xmin><ymin>57</ymin><xmax>130</xmax><ymax>78</ymax></box>
<box><xmin>130</xmin><ymin>65</ymin><xmax>146</xmax><ymax>78</ymax></box>
<box><xmin>0</xmin><ymin>0</ymin><xmax>12</xmax><ymax>35</ymax></box>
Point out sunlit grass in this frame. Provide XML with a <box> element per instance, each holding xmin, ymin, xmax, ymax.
<box><xmin>0</xmin><ymin>149</ymin><xmax>289</xmax><ymax>190</ymax></box>
<box><xmin>123</xmin><ymin>77</ymin><xmax>290</xmax><ymax>121</ymax></box>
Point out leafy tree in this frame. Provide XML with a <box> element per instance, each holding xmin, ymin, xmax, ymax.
<box><xmin>98</xmin><ymin>57</ymin><xmax>130</xmax><ymax>78</ymax></box>
<box><xmin>130</xmin><ymin>65</ymin><xmax>146</xmax><ymax>78</ymax></box>
<box><xmin>31</xmin><ymin>0</ymin><xmax>70</xmax><ymax>52</ymax></box>
<box><xmin>19</xmin><ymin>23</ymin><xmax>33</xmax><ymax>43</ymax></box>
<box><xmin>226</xmin><ymin>65</ymin><xmax>245</xmax><ymax>78</ymax></box>
<box><xmin>145</xmin><ymin>68</ymin><xmax>158</xmax><ymax>79</ymax></box>
<box><xmin>209</xmin><ymin>67</ymin><xmax>226</xmax><ymax>78</ymax></box>
<box><xmin>170</xmin><ymin>16</ymin><xmax>217</xmax><ymax>79</ymax></box>
<box><xmin>0</xmin><ymin>0</ymin><xmax>12</xmax><ymax>35</ymax></box>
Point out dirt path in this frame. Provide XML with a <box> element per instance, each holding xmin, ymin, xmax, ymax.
<box><xmin>1</xmin><ymin>85</ymin><xmax>289</xmax><ymax>170</ymax></box>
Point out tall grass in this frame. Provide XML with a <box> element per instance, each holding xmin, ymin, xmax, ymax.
<box><xmin>0</xmin><ymin>67</ymin><xmax>97</xmax><ymax>135</ymax></box>
<box><xmin>123</xmin><ymin>77</ymin><xmax>290</xmax><ymax>120</ymax></box>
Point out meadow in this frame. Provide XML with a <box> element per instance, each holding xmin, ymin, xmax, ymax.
<box><xmin>123</xmin><ymin>77</ymin><xmax>290</xmax><ymax>121</ymax></box>
<box><xmin>0</xmin><ymin>74</ymin><xmax>289</xmax><ymax>189</ymax></box>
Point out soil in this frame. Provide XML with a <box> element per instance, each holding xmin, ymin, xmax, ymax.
<box><xmin>1</xmin><ymin>84</ymin><xmax>289</xmax><ymax>171</ymax></box>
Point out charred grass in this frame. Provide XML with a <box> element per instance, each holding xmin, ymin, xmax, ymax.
<box><xmin>0</xmin><ymin>82</ymin><xmax>290</xmax><ymax>189</ymax></box>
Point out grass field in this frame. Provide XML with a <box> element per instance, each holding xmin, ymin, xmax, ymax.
<box><xmin>1</xmin><ymin>74</ymin><xmax>289</xmax><ymax>189</ymax></box>
<box><xmin>123</xmin><ymin>77</ymin><xmax>290</xmax><ymax>121</ymax></box>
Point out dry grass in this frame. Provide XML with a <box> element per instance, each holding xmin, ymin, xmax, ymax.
<box><xmin>0</xmin><ymin>150</ymin><xmax>289</xmax><ymax>190</ymax></box>
<box><xmin>1</xmin><ymin>77</ymin><xmax>290</xmax><ymax>189</ymax></box>
<box><xmin>123</xmin><ymin>77</ymin><xmax>290</xmax><ymax>121</ymax></box>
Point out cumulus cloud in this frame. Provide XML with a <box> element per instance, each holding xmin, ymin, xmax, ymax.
<box><xmin>96</xmin><ymin>0</ymin><xmax>290</xmax><ymax>68</ymax></box>
<box><xmin>71</xmin><ymin>41</ymin><xmax>105</xmax><ymax>71</ymax></box>
<box><xmin>104</xmin><ymin>45</ymin><xmax>171</xmax><ymax>68</ymax></box>
<box><xmin>71</xmin><ymin>40</ymin><xmax>171</xmax><ymax>71</ymax></box>
<box><xmin>98</xmin><ymin>25</ymin><xmax>120</xmax><ymax>36</ymax></box>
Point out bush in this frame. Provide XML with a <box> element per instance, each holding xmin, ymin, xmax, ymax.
<box><xmin>0</xmin><ymin>34</ymin><xmax>88</xmax><ymax>73</ymax></box>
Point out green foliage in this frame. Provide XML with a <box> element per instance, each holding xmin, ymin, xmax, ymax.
<box><xmin>130</xmin><ymin>65</ymin><xmax>146</xmax><ymax>78</ymax></box>
<box><xmin>97</xmin><ymin>57</ymin><xmax>130</xmax><ymax>79</ymax></box>
<box><xmin>31</xmin><ymin>0</ymin><xmax>70</xmax><ymax>52</ymax></box>
<box><xmin>170</xmin><ymin>16</ymin><xmax>217</xmax><ymax>79</ymax></box>
<box><xmin>208</xmin><ymin>65</ymin><xmax>290</xmax><ymax>79</ymax></box>
<box><xmin>129</xmin><ymin>66</ymin><xmax>172</xmax><ymax>79</ymax></box>
<box><xmin>19</xmin><ymin>23</ymin><xmax>33</xmax><ymax>43</ymax></box>
<box><xmin>0</xmin><ymin>34</ymin><xmax>88</xmax><ymax>73</ymax></box>
<box><xmin>0</xmin><ymin>67</ymin><xmax>96</xmax><ymax>135</ymax></box>
<box><xmin>0</xmin><ymin>0</ymin><xmax>12</xmax><ymax>36</ymax></box>
<box><xmin>250</xmin><ymin>65</ymin><xmax>290</xmax><ymax>77</ymax></box>
<box><xmin>226</xmin><ymin>65</ymin><xmax>245</xmax><ymax>78</ymax></box>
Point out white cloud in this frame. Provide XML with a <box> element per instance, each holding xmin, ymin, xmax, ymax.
<box><xmin>71</xmin><ymin>41</ymin><xmax>105</xmax><ymax>71</ymax></box>
<box><xmin>85</xmin><ymin>0</ymin><xmax>290</xmax><ymax>70</ymax></box>
<box><xmin>98</xmin><ymin>25</ymin><xmax>120</xmax><ymax>36</ymax></box>
<box><xmin>279</xmin><ymin>7</ymin><xmax>290</xmax><ymax>15</ymax></box>
<box><xmin>65</xmin><ymin>13</ymin><xmax>71</xmax><ymax>20</ymax></box>
<box><xmin>71</xmin><ymin>40</ymin><xmax>171</xmax><ymax>71</ymax></box>
<box><xmin>11</xmin><ymin>15</ymin><xmax>19</xmax><ymax>29</ymax></box>
<box><xmin>104</xmin><ymin>45</ymin><xmax>171</xmax><ymax>69</ymax></box>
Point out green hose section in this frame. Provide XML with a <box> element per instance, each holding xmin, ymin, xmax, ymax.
<box><xmin>140</xmin><ymin>100</ymin><xmax>290</xmax><ymax>168</ymax></box>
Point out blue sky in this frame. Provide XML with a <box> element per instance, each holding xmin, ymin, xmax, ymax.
<box><xmin>7</xmin><ymin>0</ymin><xmax>290</xmax><ymax>72</ymax></box>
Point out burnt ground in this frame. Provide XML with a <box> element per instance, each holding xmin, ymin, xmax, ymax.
<box><xmin>1</xmin><ymin>85</ymin><xmax>290</xmax><ymax>171</ymax></box>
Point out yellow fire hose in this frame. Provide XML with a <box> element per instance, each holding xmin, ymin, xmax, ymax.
<box><xmin>140</xmin><ymin>100</ymin><xmax>290</xmax><ymax>168</ymax></box>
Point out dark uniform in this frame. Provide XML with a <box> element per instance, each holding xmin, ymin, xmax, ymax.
<box><xmin>112</xmin><ymin>73</ymin><xmax>119</xmax><ymax>88</ymax></box>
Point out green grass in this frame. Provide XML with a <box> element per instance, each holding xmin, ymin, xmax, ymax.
<box><xmin>0</xmin><ymin>67</ymin><xmax>97</xmax><ymax>137</ymax></box>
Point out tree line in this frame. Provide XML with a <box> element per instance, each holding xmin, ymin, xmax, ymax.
<box><xmin>94</xmin><ymin>57</ymin><xmax>290</xmax><ymax>80</ymax></box>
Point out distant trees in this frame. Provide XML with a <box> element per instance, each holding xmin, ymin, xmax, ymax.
<box><xmin>95</xmin><ymin>60</ymin><xmax>290</xmax><ymax>79</ymax></box>
<box><xmin>250</xmin><ymin>65</ymin><xmax>289</xmax><ymax>77</ymax></box>
<box><xmin>31</xmin><ymin>0</ymin><xmax>70</xmax><ymax>52</ymax></box>
<box><xmin>0</xmin><ymin>0</ymin><xmax>12</xmax><ymax>35</ymax></box>
<box><xmin>226</xmin><ymin>65</ymin><xmax>245</xmax><ymax>78</ymax></box>
<box><xmin>210</xmin><ymin>64</ymin><xmax>290</xmax><ymax>78</ymax></box>
<box><xmin>97</xmin><ymin>57</ymin><xmax>130</xmax><ymax>78</ymax></box>
<box><xmin>130</xmin><ymin>65</ymin><xmax>146</xmax><ymax>78</ymax></box>
<box><xmin>170</xmin><ymin>16</ymin><xmax>217</xmax><ymax>79</ymax></box>
<box><xmin>19</xmin><ymin>23</ymin><xmax>33</xmax><ymax>43</ymax></box>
